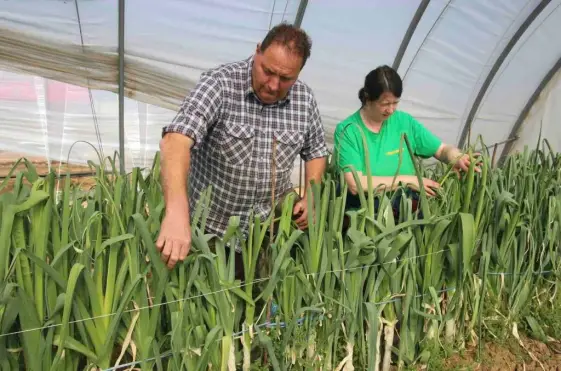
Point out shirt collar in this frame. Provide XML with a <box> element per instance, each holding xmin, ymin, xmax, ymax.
<box><xmin>244</xmin><ymin>55</ymin><xmax>292</xmax><ymax>106</ymax></box>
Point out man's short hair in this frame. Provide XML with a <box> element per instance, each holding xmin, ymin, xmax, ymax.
<box><xmin>259</xmin><ymin>22</ymin><xmax>312</xmax><ymax>68</ymax></box>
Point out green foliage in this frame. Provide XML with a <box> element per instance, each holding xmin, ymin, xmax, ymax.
<box><xmin>0</xmin><ymin>137</ymin><xmax>559</xmax><ymax>370</ymax></box>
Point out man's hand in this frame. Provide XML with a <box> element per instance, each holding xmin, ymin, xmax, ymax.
<box><xmin>399</xmin><ymin>175</ymin><xmax>441</xmax><ymax>197</ymax></box>
<box><xmin>296</xmin><ymin>157</ymin><xmax>327</xmax><ymax>229</ymax></box>
<box><xmin>158</xmin><ymin>133</ymin><xmax>194</xmax><ymax>270</ymax></box>
<box><xmin>293</xmin><ymin>198</ymin><xmax>309</xmax><ymax>230</ymax></box>
<box><xmin>156</xmin><ymin>212</ymin><xmax>191</xmax><ymax>269</ymax></box>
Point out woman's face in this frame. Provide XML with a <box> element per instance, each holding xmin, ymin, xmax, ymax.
<box><xmin>368</xmin><ymin>91</ymin><xmax>400</xmax><ymax>121</ymax></box>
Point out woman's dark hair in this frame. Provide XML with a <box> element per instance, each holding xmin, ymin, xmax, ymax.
<box><xmin>358</xmin><ymin>65</ymin><xmax>403</xmax><ymax>105</ymax></box>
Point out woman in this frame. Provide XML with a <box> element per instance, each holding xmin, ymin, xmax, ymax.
<box><xmin>333</xmin><ymin>65</ymin><xmax>478</xmax><ymax>213</ymax></box>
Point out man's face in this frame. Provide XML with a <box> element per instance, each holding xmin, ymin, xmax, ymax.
<box><xmin>251</xmin><ymin>43</ymin><xmax>303</xmax><ymax>104</ymax></box>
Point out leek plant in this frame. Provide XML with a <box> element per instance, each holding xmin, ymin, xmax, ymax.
<box><xmin>0</xmin><ymin>136</ymin><xmax>559</xmax><ymax>370</ymax></box>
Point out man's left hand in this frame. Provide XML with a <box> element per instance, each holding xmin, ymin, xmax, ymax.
<box><xmin>293</xmin><ymin>198</ymin><xmax>309</xmax><ymax>230</ymax></box>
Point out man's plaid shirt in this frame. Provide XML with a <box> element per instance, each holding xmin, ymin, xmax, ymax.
<box><xmin>162</xmin><ymin>56</ymin><xmax>328</xmax><ymax>243</ymax></box>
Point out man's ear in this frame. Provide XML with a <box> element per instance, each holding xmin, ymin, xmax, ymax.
<box><xmin>255</xmin><ymin>43</ymin><xmax>262</xmax><ymax>54</ymax></box>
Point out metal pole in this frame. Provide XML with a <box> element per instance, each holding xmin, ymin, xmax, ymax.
<box><xmin>294</xmin><ymin>0</ymin><xmax>309</xmax><ymax>27</ymax></box>
<box><xmin>118</xmin><ymin>0</ymin><xmax>126</xmax><ymax>175</ymax></box>
<box><xmin>392</xmin><ymin>0</ymin><xmax>430</xmax><ymax>71</ymax></box>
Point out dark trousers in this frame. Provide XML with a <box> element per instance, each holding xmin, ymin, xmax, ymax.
<box><xmin>343</xmin><ymin>188</ymin><xmax>424</xmax><ymax>229</ymax></box>
<box><xmin>219</xmin><ymin>189</ymin><xmax>302</xmax><ymax>282</ymax></box>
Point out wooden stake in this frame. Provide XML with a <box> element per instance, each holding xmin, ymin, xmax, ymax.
<box><xmin>264</xmin><ymin>136</ymin><xmax>277</xmax><ymax>365</ymax></box>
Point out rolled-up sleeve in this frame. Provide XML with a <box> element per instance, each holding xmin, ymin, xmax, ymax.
<box><xmin>300</xmin><ymin>93</ymin><xmax>329</xmax><ymax>161</ymax></box>
<box><xmin>162</xmin><ymin>70</ymin><xmax>223</xmax><ymax>149</ymax></box>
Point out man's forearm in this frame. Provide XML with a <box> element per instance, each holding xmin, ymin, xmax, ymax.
<box><xmin>302</xmin><ymin>157</ymin><xmax>327</xmax><ymax>198</ymax></box>
<box><xmin>160</xmin><ymin>133</ymin><xmax>193</xmax><ymax>217</ymax></box>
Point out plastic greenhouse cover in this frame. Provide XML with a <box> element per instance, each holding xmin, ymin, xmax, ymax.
<box><xmin>0</xmin><ymin>0</ymin><xmax>560</xmax><ymax>174</ymax></box>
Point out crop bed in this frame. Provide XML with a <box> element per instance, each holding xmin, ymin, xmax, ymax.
<box><xmin>0</xmin><ymin>139</ymin><xmax>560</xmax><ymax>371</ymax></box>
<box><xmin>0</xmin><ymin>152</ymin><xmax>96</xmax><ymax>195</ymax></box>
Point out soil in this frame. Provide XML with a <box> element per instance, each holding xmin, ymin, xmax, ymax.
<box><xmin>433</xmin><ymin>335</ymin><xmax>561</xmax><ymax>371</ymax></box>
<box><xmin>0</xmin><ymin>151</ymin><xmax>98</xmax><ymax>194</ymax></box>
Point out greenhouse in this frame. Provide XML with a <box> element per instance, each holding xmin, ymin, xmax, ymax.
<box><xmin>0</xmin><ymin>0</ymin><xmax>560</xmax><ymax>369</ymax></box>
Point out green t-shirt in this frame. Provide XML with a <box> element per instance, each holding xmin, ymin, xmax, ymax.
<box><xmin>333</xmin><ymin>110</ymin><xmax>442</xmax><ymax>177</ymax></box>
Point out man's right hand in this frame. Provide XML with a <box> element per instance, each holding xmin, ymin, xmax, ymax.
<box><xmin>157</xmin><ymin>133</ymin><xmax>195</xmax><ymax>269</ymax></box>
<box><xmin>156</xmin><ymin>212</ymin><xmax>192</xmax><ymax>269</ymax></box>
<box><xmin>399</xmin><ymin>175</ymin><xmax>440</xmax><ymax>197</ymax></box>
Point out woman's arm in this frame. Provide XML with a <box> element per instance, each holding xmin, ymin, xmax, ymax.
<box><xmin>344</xmin><ymin>172</ymin><xmax>401</xmax><ymax>195</ymax></box>
<box><xmin>434</xmin><ymin>143</ymin><xmax>480</xmax><ymax>173</ymax></box>
<box><xmin>409</xmin><ymin>114</ymin><xmax>479</xmax><ymax>173</ymax></box>
<box><xmin>343</xmin><ymin>171</ymin><xmax>440</xmax><ymax>197</ymax></box>
<box><xmin>434</xmin><ymin>143</ymin><xmax>462</xmax><ymax>163</ymax></box>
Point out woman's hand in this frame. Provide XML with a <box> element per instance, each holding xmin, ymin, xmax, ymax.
<box><xmin>435</xmin><ymin>144</ymin><xmax>481</xmax><ymax>175</ymax></box>
<box><xmin>452</xmin><ymin>153</ymin><xmax>482</xmax><ymax>174</ymax></box>
<box><xmin>398</xmin><ymin>175</ymin><xmax>440</xmax><ymax>197</ymax></box>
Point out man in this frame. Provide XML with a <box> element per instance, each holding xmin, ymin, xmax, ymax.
<box><xmin>156</xmin><ymin>23</ymin><xmax>329</xmax><ymax>269</ymax></box>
